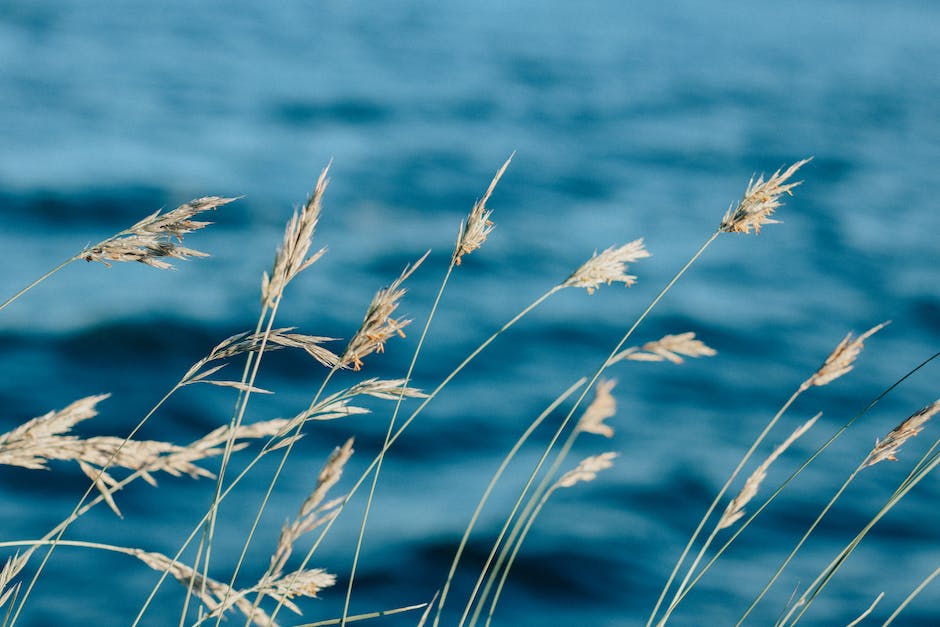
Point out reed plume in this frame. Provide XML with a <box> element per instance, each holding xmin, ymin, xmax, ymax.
<box><xmin>81</xmin><ymin>196</ymin><xmax>236</xmax><ymax>269</ymax></box>
<box><xmin>719</xmin><ymin>159</ymin><xmax>811</xmax><ymax>234</ymax></box>
<box><xmin>562</xmin><ymin>239</ymin><xmax>650</xmax><ymax>293</ymax></box>
<box><xmin>554</xmin><ymin>452</ymin><xmax>618</xmax><ymax>488</ymax></box>
<box><xmin>807</xmin><ymin>322</ymin><xmax>888</xmax><ymax>388</ymax></box>
<box><xmin>609</xmin><ymin>332</ymin><xmax>716</xmax><ymax>365</ymax></box>
<box><xmin>453</xmin><ymin>155</ymin><xmax>512</xmax><ymax>266</ymax></box>
<box><xmin>341</xmin><ymin>252</ymin><xmax>429</xmax><ymax>370</ymax></box>
<box><xmin>262</xmin><ymin>167</ymin><xmax>330</xmax><ymax>307</ymax></box>
<box><xmin>863</xmin><ymin>400</ymin><xmax>940</xmax><ymax>468</ymax></box>
<box><xmin>575</xmin><ymin>379</ymin><xmax>617</xmax><ymax>438</ymax></box>
<box><xmin>717</xmin><ymin>414</ymin><xmax>819</xmax><ymax>530</ymax></box>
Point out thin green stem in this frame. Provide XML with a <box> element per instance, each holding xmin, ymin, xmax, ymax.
<box><xmin>0</xmin><ymin>255</ymin><xmax>79</xmax><ymax>313</ymax></box>
<box><xmin>668</xmin><ymin>350</ymin><xmax>940</xmax><ymax>610</ymax></box>
<box><xmin>465</xmin><ymin>402</ymin><xmax>582</xmax><ymax>627</ymax></box>
<box><xmin>483</xmin><ymin>485</ymin><xmax>558</xmax><ymax>627</ymax></box>
<box><xmin>205</xmin><ymin>299</ymin><xmax>283</xmax><ymax>627</ymax></box>
<box><xmin>230</xmin><ymin>368</ymin><xmax>339</xmax><ymax>621</ymax></box>
<box><xmin>736</xmin><ymin>467</ymin><xmax>862</xmax><ymax>625</ymax></box>
<box><xmin>432</xmin><ymin>377</ymin><xmax>586</xmax><ymax>627</ymax></box>
<box><xmin>342</xmin><ymin>262</ymin><xmax>455</xmax><ymax>626</ymax></box>
<box><xmin>883</xmin><ymin>564</ymin><xmax>940</xmax><ymax>625</ymax></box>
<box><xmin>783</xmin><ymin>444</ymin><xmax>940</xmax><ymax>625</ymax></box>
<box><xmin>654</xmin><ymin>385</ymin><xmax>808</xmax><ymax>626</ymax></box>
<box><xmin>190</xmin><ymin>327</ymin><xmax>268</xmax><ymax>627</ymax></box>
<box><xmin>295</xmin><ymin>603</ymin><xmax>428</xmax><ymax>627</ymax></box>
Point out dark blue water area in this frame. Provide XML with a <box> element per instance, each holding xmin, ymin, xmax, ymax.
<box><xmin>1</xmin><ymin>1</ymin><xmax>939</xmax><ymax>625</ymax></box>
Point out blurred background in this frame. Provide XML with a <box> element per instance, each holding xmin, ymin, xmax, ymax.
<box><xmin>1</xmin><ymin>1</ymin><xmax>938</xmax><ymax>625</ymax></box>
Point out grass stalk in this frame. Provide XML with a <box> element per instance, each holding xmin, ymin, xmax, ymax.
<box><xmin>465</xmin><ymin>231</ymin><xmax>720</xmax><ymax>627</ymax></box>
<box><xmin>883</xmin><ymin>565</ymin><xmax>940</xmax><ymax>625</ymax></box>
<box><xmin>264</xmin><ymin>284</ymin><xmax>562</xmax><ymax>624</ymax></box>
<box><xmin>0</xmin><ymin>255</ymin><xmax>79</xmax><ymax>313</ymax></box>
<box><xmin>432</xmin><ymin>377</ymin><xmax>587</xmax><ymax>626</ymax></box>
<box><xmin>782</xmin><ymin>431</ymin><xmax>940</xmax><ymax>624</ymax></box>
<box><xmin>664</xmin><ymin>350</ymin><xmax>940</xmax><ymax>616</ymax></box>
<box><xmin>340</xmin><ymin>262</ymin><xmax>454</xmax><ymax>626</ymax></box>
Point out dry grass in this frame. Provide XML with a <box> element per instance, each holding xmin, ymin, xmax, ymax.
<box><xmin>1</xmin><ymin>157</ymin><xmax>936</xmax><ymax>627</ymax></box>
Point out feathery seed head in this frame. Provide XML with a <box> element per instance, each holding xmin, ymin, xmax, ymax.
<box><xmin>342</xmin><ymin>251</ymin><xmax>429</xmax><ymax>371</ymax></box>
<box><xmin>720</xmin><ymin>159</ymin><xmax>811</xmax><ymax>234</ymax></box>
<box><xmin>809</xmin><ymin>322</ymin><xmax>888</xmax><ymax>387</ymax></box>
<box><xmin>863</xmin><ymin>400</ymin><xmax>940</xmax><ymax>468</ymax></box>
<box><xmin>262</xmin><ymin>166</ymin><xmax>330</xmax><ymax>307</ymax></box>
<box><xmin>609</xmin><ymin>332</ymin><xmax>716</xmax><ymax>366</ymax></box>
<box><xmin>556</xmin><ymin>452</ymin><xmax>618</xmax><ymax>488</ymax></box>
<box><xmin>563</xmin><ymin>239</ymin><xmax>650</xmax><ymax>294</ymax></box>
<box><xmin>717</xmin><ymin>414</ymin><xmax>819</xmax><ymax>530</ymax></box>
<box><xmin>453</xmin><ymin>154</ymin><xmax>512</xmax><ymax>266</ymax></box>
<box><xmin>576</xmin><ymin>379</ymin><xmax>617</xmax><ymax>438</ymax></box>
<box><xmin>82</xmin><ymin>196</ymin><xmax>236</xmax><ymax>269</ymax></box>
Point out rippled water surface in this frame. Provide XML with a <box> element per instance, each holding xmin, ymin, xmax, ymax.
<box><xmin>1</xmin><ymin>2</ymin><xmax>939</xmax><ymax>625</ymax></box>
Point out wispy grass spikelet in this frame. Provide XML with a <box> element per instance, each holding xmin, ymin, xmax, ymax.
<box><xmin>555</xmin><ymin>452</ymin><xmax>618</xmax><ymax>488</ymax></box>
<box><xmin>862</xmin><ymin>400</ymin><xmax>940</xmax><ymax>468</ymax></box>
<box><xmin>131</xmin><ymin>549</ymin><xmax>280</xmax><ymax>626</ymax></box>
<box><xmin>719</xmin><ymin>158</ymin><xmax>811</xmax><ymax>234</ymax></box>
<box><xmin>262</xmin><ymin>166</ymin><xmax>330</xmax><ymax>307</ymax></box>
<box><xmin>179</xmin><ymin>328</ymin><xmax>340</xmax><ymax>392</ymax></box>
<box><xmin>267</xmin><ymin>439</ymin><xmax>354</xmax><ymax>580</ymax></box>
<box><xmin>341</xmin><ymin>252</ymin><xmax>429</xmax><ymax>370</ymax></box>
<box><xmin>562</xmin><ymin>239</ymin><xmax>650</xmax><ymax>294</ymax></box>
<box><xmin>609</xmin><ymin>332</ymin><xmax>716</xmax><ymax>365</ymax></box>
<box><xmin>0</xmin><ymin>395</ymin><xmax>293</xmax><ymax>515</ymax></box>
<box><xmin>717</xmin><ymin>414</ymin><xmax>819</xmax><ymax>530</ymax></box>
<box><xmin>0</xmin><ymin>552</ymin><xmax>27</xmax><ymax>609</ymax></box>
<box><xmin>575</xmin><ymin>379</ymin><xmax>617</xmax><ymax>438</ymax></box>
<box><xmin>287</xmin><ymin>379</ymin><xmax>426</xmax><ymax>428</ymax></box>
<box><xmin>0</xmin><ymin>395</ymin><xmax>111</xmax><ymax>470</ymax></box>
<box><xmin>453</xmin><ymin>155</ymin><xmax>512</xmax><ymax>266</ymax></box>
<box><xmin>808</xmin><ymin>322</ymin><xmax>888</xmax><ymax>387</ymax></box>
<box><xmin>263</xmin><ymin>568</ymin><xmax>337</xmax><ymax>610</ymax></box>
<box><xmin>81</xmin><ymin>196</ymin><xmax>236</xmax><ymax>269</ymax></box>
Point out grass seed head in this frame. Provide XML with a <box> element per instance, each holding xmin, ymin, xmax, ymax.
<box><xmin>720</xmin><ymin>159</ymin><xmax>811</xmax><ymax>234</ymax></box>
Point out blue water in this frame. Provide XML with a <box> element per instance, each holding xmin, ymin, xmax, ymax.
<box><xmin>1</xmin><ymin>2</ymin><xmax>939</xmax><ymax>625</ymax></box>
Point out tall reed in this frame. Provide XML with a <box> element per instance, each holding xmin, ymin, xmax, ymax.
<box><xmin>2</xmin><ymin>156</ymin><xmax>935</xmax><ymax>627</ymax></box>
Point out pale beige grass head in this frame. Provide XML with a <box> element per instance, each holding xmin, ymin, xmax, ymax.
<box><xmin>81</xmin><ymin>196</ymin><xmax>236</xmax><ymax>269</ymax></box>
<box><xmin>720</xmin><ymin>158</ymin><xmax>811</xmax><ymax>234</ymax></box>
<box><xmin>562</xmin><ymin>239</ymin><xmax>650</xmax><ymax>294</ymax></box>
